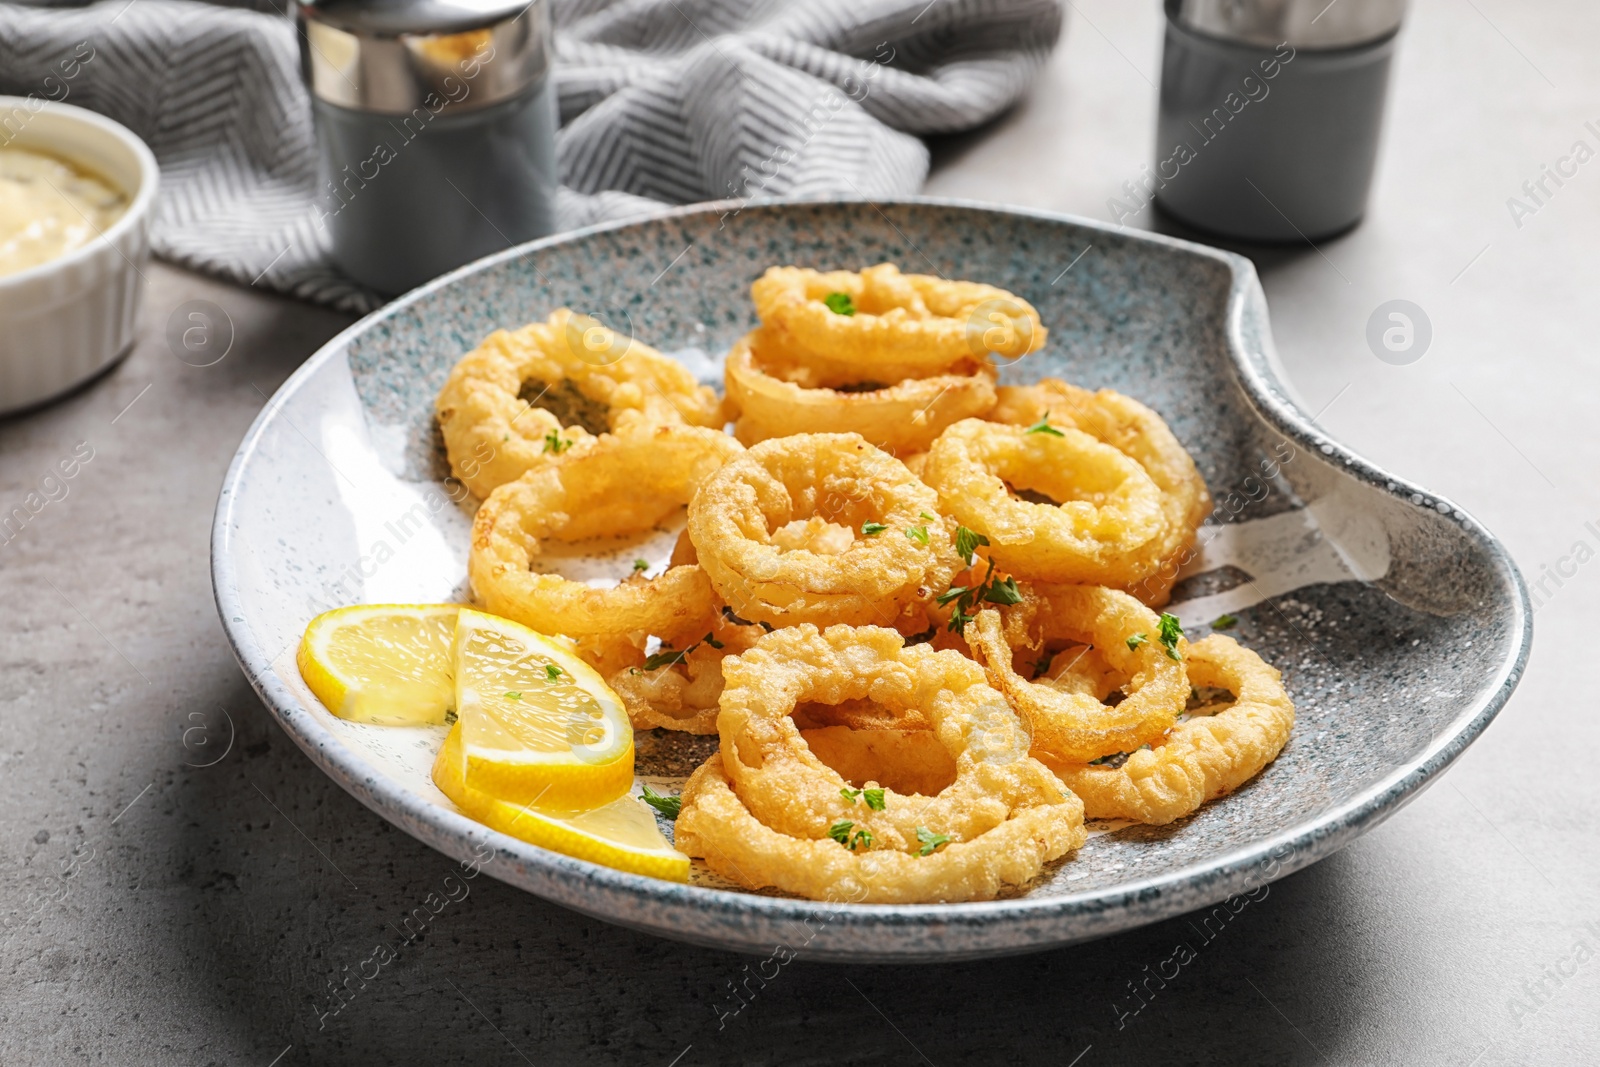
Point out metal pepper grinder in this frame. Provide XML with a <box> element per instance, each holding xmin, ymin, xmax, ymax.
<box><xmin>296</xmin><ymin>0</ymin><xmax>558</xmax><ymax>295</ymax></box>
<box><xmin>1153</xmin><ymin>0</ymin><xmax>1407</xmax><ymax>242</ymax></box>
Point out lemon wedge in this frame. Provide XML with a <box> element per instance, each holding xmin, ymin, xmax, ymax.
<box><xmin>450</xmin><ymin>608</ymin><xmax>634</xmax><ymax>811</ymax></box>
<box><xmin>433</xmin><ymin>725</ymin><xmax>688</xmax><ymax>881</ymax></box>
<box><xmin>297</xmin><ymin>604</ymin><xmax>459</xmax><ymax>724</ymax></box>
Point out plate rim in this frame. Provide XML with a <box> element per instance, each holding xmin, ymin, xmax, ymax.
<box><xmin>210</xmin><ymin>196</ymin><xmax>1532</xmax><ymax>956</ymax></box>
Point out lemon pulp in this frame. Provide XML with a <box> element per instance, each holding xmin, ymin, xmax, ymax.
<box><xmin>296</xmin><ymin>604</ymin><xmax>459</xmax><ymax>725</ymax></box>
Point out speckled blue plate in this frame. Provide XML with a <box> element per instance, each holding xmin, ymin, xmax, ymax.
<box><xmin>212</xmin><ymin>199</ymin><xmax>1529</xmax><ymax>962</ymax></box>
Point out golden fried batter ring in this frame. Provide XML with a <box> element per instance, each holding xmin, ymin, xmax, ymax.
<box><xmin>989</xmin><ymin>380</ymin><xmax>1211</xmax><ymax>605</ymax></box>
<box><xmin>924</xmin><ymin>418</ymin><xmax>1168</xmax><ymax>585</ymax></box>
<box><xmin>723</xmin><ymin>331</ymin><xmax>997</xmax><ymax>454</ymax></box>
<box><xmin>436</xmin><ymin>308</ymin><xmax>724</xmax><ymax>498</ymax></box>
<box><xmin>469</xmin><ymin>424</ymin><xmax>742</xmax><ymax>638</ymax></box>
<box><xmin>1041</xmin><ymin>634</ymin><xmax>1295</xmax><ymax>825</ymax></box>
<box><xmin>673</xmin><ymin>624</ymin><xmax>1085</xmax><ymax>903</ymax></box>
<box><xmin>751</xmin><ymin>263</ymin><xmax>1047</xmax><ymax>383</ymax></box>
<box><xmin>965</xmin><ymin>586</ymin><xmax>1189</xmax><ymax>764</ymax></box>
<box><xmin>717</xmin><ymin>624</ymin><xmax>1072</xmax><ymax>851</ymax></box>
<box><xmin>676</xmin><ymin>756</ymin><xmax>1083</xmax><ymax>904</ymax></box>
<box><xmin>686</xmin><ymin>433</ymin><xmax>963</xmax><ymax>628</ymax></box>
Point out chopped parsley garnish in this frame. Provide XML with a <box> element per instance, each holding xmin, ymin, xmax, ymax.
<box><xmin>632</xmin><ymin>558</ymin><xmax>650</xmax><ymax>573</ymax></box>
<box><xmin>1125</xmin><ymin>633</ymin><xmax>1147</xmax><ymax>651</ymax></box>
<box><xmin>504</xmin><ymin>691</ymin><xmax>523</xmax><ymax>700</ymax></box>
<box><xmin>905</xmin><ymin>525</ymin><xmax>931</xmax><ymax>545</ymax></box>
<box><xmin>954</xmin><ymin>525</ymin><xmax>990</xmax><ymax>564</ymax></box>
<box><xmin>823</xmin><ymin>291</ymin><xmax>856</xmax><ymax>316</ymax></box>
<box><xmin>940</xmin><ymin>557</ymin><xmax>1020</xmax><ymax>632</ymax></box>
<box><xmin>839</xmin><ymin>786</ymin><xmax>887</xmax><ymax>812</ymax></box>
<box><xmin>1157</xmin><ymin>613</ymin><xmax>1184</xmax><ymax>661</ymax></box>
<box><xmin>640</xmin><ymin>783</ymin><xmax>681</xmax><ymax>819</ymax></box>
<box><xmin>828</xmin><ymin>820</ymin><xmax>854</xmax><ymax>846</ymax></box>
<box><xmin>544</xmin><ymin>664</ymin><xmax>563</xmax><ymax>681</ymax></box>
<box><xmin>984</xmin><ymin>575</ymin><xmax>1023</xmax><ymax>605</ymax></box>
<box><xmin>542</xmin><ymin>430</ymin><xmax>572</xmax><ymax>454</ymax></box>
<box><xmin>1211</xmin><ymin>613</ymin><xmax>1238</xmax><ymax>630</ymax></box>
<box><xmin>849</xmin><ymin>828</ymin><xmax>873</xmax><ymax>851</ymax></box>
<box><xmin>1024</xmin><ymin>418</ymin><xmax>1065</xmax><ymax>437</ymax></box>
<box><xmin>920</xmin><ymin>511</ymin><xmax>937</xmax><ymax>522</ymax></box>
<box><xmin>861</xmin><ymin>522</ymin><xmax>889</xmax><ymax>537</ymax></box>
<box><xmin>915</xmin><ymin>826</ymin><xmax>950</xmax><ymax>856</ymax></box>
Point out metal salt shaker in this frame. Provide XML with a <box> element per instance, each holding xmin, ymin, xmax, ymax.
<box><xmin>295</xmin><ymin>0</ymin><xmax>558</xmax><ymax>295</ymax></box>
<box><xmin>1152</xmin><ymin>0</ymin><xmax>1407</xmax><ymax>242</ymax></box>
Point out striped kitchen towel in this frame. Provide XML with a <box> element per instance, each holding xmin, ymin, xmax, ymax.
<box><xmin>0</xmin><ymin>0</ymin><xmax>1063</xmax><ymax>312</ymax></box>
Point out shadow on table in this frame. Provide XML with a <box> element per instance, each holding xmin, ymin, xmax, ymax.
<box><xmin>162</xmin><ymin>675</ymin><xmax>1388</xmax><ymax>1067</ymax></box>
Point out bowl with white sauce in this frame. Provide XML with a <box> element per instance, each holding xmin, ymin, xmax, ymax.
<box><xmin>0</xmin><ymin>97</ymin><xmax>158</xmax><ymax>414</ymax></box>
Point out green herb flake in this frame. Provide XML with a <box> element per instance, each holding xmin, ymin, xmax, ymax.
<box><xmin>905</xmin><ymin>525</ymin><xmax>931</xmax><ymax>545</ymax></box>
<box><xmin>1125</xmin><ymin>633</ymin><xmax>1147</xmax><ymax>651</ymax></box>
<box><xmin>860</xmin><ymin>522</ymin><xmax>889</xmax><ymax>537</ymax></box>
<box><xmin>542</xmin><ymin>430</ymin><xmax>572</xmax><ymax>454</ymax></box>
<box><xmin>1158</xmin><ymin>613</ymin><xmax>1184</xmax><ymax>661</ymax></box>
<box><xmin>504</xmin><ymin>691</ymin><xmax>522</xmax><ymax>700</ymax></box>
<box><xmin>823</xmin><ymin>291</ymin><xmax>856</xmax><ymax>316</ymax></box>
<box><xmin>443</xmin><ymin>709</ymin><xmax>459</xmax><ymax>725</ymax></box>
<box><xmin>915</xmin><ymin>826</ymin><xmax>950</xmax><ymax>857</ymax></box>
<box><xmin>1211</xmin><ymin>613</ymin><xmax>1238</xmax><ymax>630</ymax></box>
<box><xmin>702</xmin><ymin>632</ymin><xmax>725</xmax><ymax>650</ymax></box>
<box><xmin>983</xmin><ymin>575</ymin><xmax>1023</xmax><ymax>605</ymax></box>
<box><xmin>954</xmin><ymin>525</ymin><xmax>990</xmax><ymax>564</ymax></box>
<box><xmin>544</xmin><ymin>665</ymin><xmax>563</xmax><ymax>681</ymax></box>
<box><xmin>850</xmin><ymin>829</ymin><xmax>874</xmax><ymax>851</ymax></box>
<box><xmin>862</xmin><ymin>787</ymin><xmax>886</xmax><ymax>811</ymax></box>
<box><xmin>934</xmin><ymin>585</ymin><xmax>971</xmax><ymax>608</ymax></box>
<box><xmin>840</xmin><ymin>786</ymin><xmax>863</xmax><ymax>804</ymax></box>
<box><xmin>640</xmin><ymin>783</ymin><xmax>681</xmax><ymax>820</ymax></box>
<box><xmin>920</xmin><ymin>511</ymin><xmax>937</xmax><ymax>522</ymax></box>
<box><xmin>632</xmin><ymin>558</ymin><xmax>650</xmax><ymax>573</ymax></box>
<box><xmin>1024</xmin><ymin>419</ymin><xmax>1065</xmax><ymax>437</ymax></box>
<box><xmin>828</xmin><ymin>820</ymin><xmax>855</xmax><ymax>846</ymax></box>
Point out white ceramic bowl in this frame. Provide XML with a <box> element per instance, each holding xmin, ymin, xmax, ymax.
<box><xmin>0</xmin><ymin>97</ymin><xmax>159</xmax><ymax>414</ymax></box>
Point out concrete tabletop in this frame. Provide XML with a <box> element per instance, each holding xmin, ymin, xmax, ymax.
<box><xmin>3</xmin><ymin>1</ymin><xmax>1595</xmax><ymax>1063</ymax></box>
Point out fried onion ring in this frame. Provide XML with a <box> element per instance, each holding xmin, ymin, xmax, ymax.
<box><xmin>1040</xmin><ymin>634</ymin><xmax>1295</xmax><ymax>824</ymax></box>
<box><xmin>989</xmin><ymin>380</ymin><xmax>1210</xmax><ymax>605</ymax></box>
<box><xmin>723</xmin><ymin>331</ymin><xmax>997</xmax><ymax>454</ymax></box>
<box><xmin>965</xmin><ymin>587</ymin><xmax>1189</xmax><ymax>764</ymax></box>
<box><xmin>686</xmin><ymin>433</ymin><xmax>962</xmax><ymax>628</ymax></box>
<box><xmin>751</xmin><ymin>263</ymin><xmax>1047</xmax><ymax>382</ymax></box>
<box><xmin>673</xmin><ymin>624</ymin><xmax>1085</xmax><ymax>903</ymax></box>
<box><xmin>469</xmin><ymin>424</ymin><xmax>742</xmax><ymax>637</ymax></box>
<box><xmin>924</xmin><ymin>418</ymin><xmax>1168</xmax><ymax>585</ymax></box>
<box><xmin>437</xmin><ymin>308</ymin><xmax>724</xmax><ymax>498</ymax></box>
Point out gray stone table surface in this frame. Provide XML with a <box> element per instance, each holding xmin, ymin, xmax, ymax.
<box><xmin>3</xmin><ymin>1</ymin><xmax>1596</xmax><ymax>1063</ymax></box>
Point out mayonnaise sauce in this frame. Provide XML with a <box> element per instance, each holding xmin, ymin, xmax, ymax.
<box><xmin>0</xmin><ymin>147</ymin><xmax>128</xmax><ymax>278</ymax></box>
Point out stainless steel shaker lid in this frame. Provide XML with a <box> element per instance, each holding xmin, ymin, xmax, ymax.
<box><xmin>296</xmin><ymin>0</ymin><xmax>550</xmax><ymax>114</ymax></box>
<box><xmin>1173</xmin><ymin>0</ymin><xmax>1407</xmax><ymax>50</ymax></box>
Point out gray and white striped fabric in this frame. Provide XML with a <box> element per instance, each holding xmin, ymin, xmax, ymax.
<box><xmin>0</xmin><ymin>0</ymin><xmax>1063</xmax><ymax>312</ymax></box>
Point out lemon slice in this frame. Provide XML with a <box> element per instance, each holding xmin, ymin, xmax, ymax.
<box><xmin>451</xmin><ymin>608</ymin><xmax>634</xmax><ymax>810</ymax></box>
<box><xmin>433</xmin><ymin>725</ymin><xmax>688</xmax><ymax>881</ymax></box>
<box><xmin>297</xmin><ymin>604</ymin><xmax>460</xmax><ymax>725</ymax></box>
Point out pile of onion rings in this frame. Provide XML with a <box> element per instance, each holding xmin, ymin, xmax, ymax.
<box><xmin>431</xmin><ymin>265</ymin><xmax>1295</xmax><ymax>903</ymax></box>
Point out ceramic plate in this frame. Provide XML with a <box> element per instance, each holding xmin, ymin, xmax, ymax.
<box><xmin>212</xmin><ymin>199</ymin><xmax>1529</xmax><ymax>962</ymax></box>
